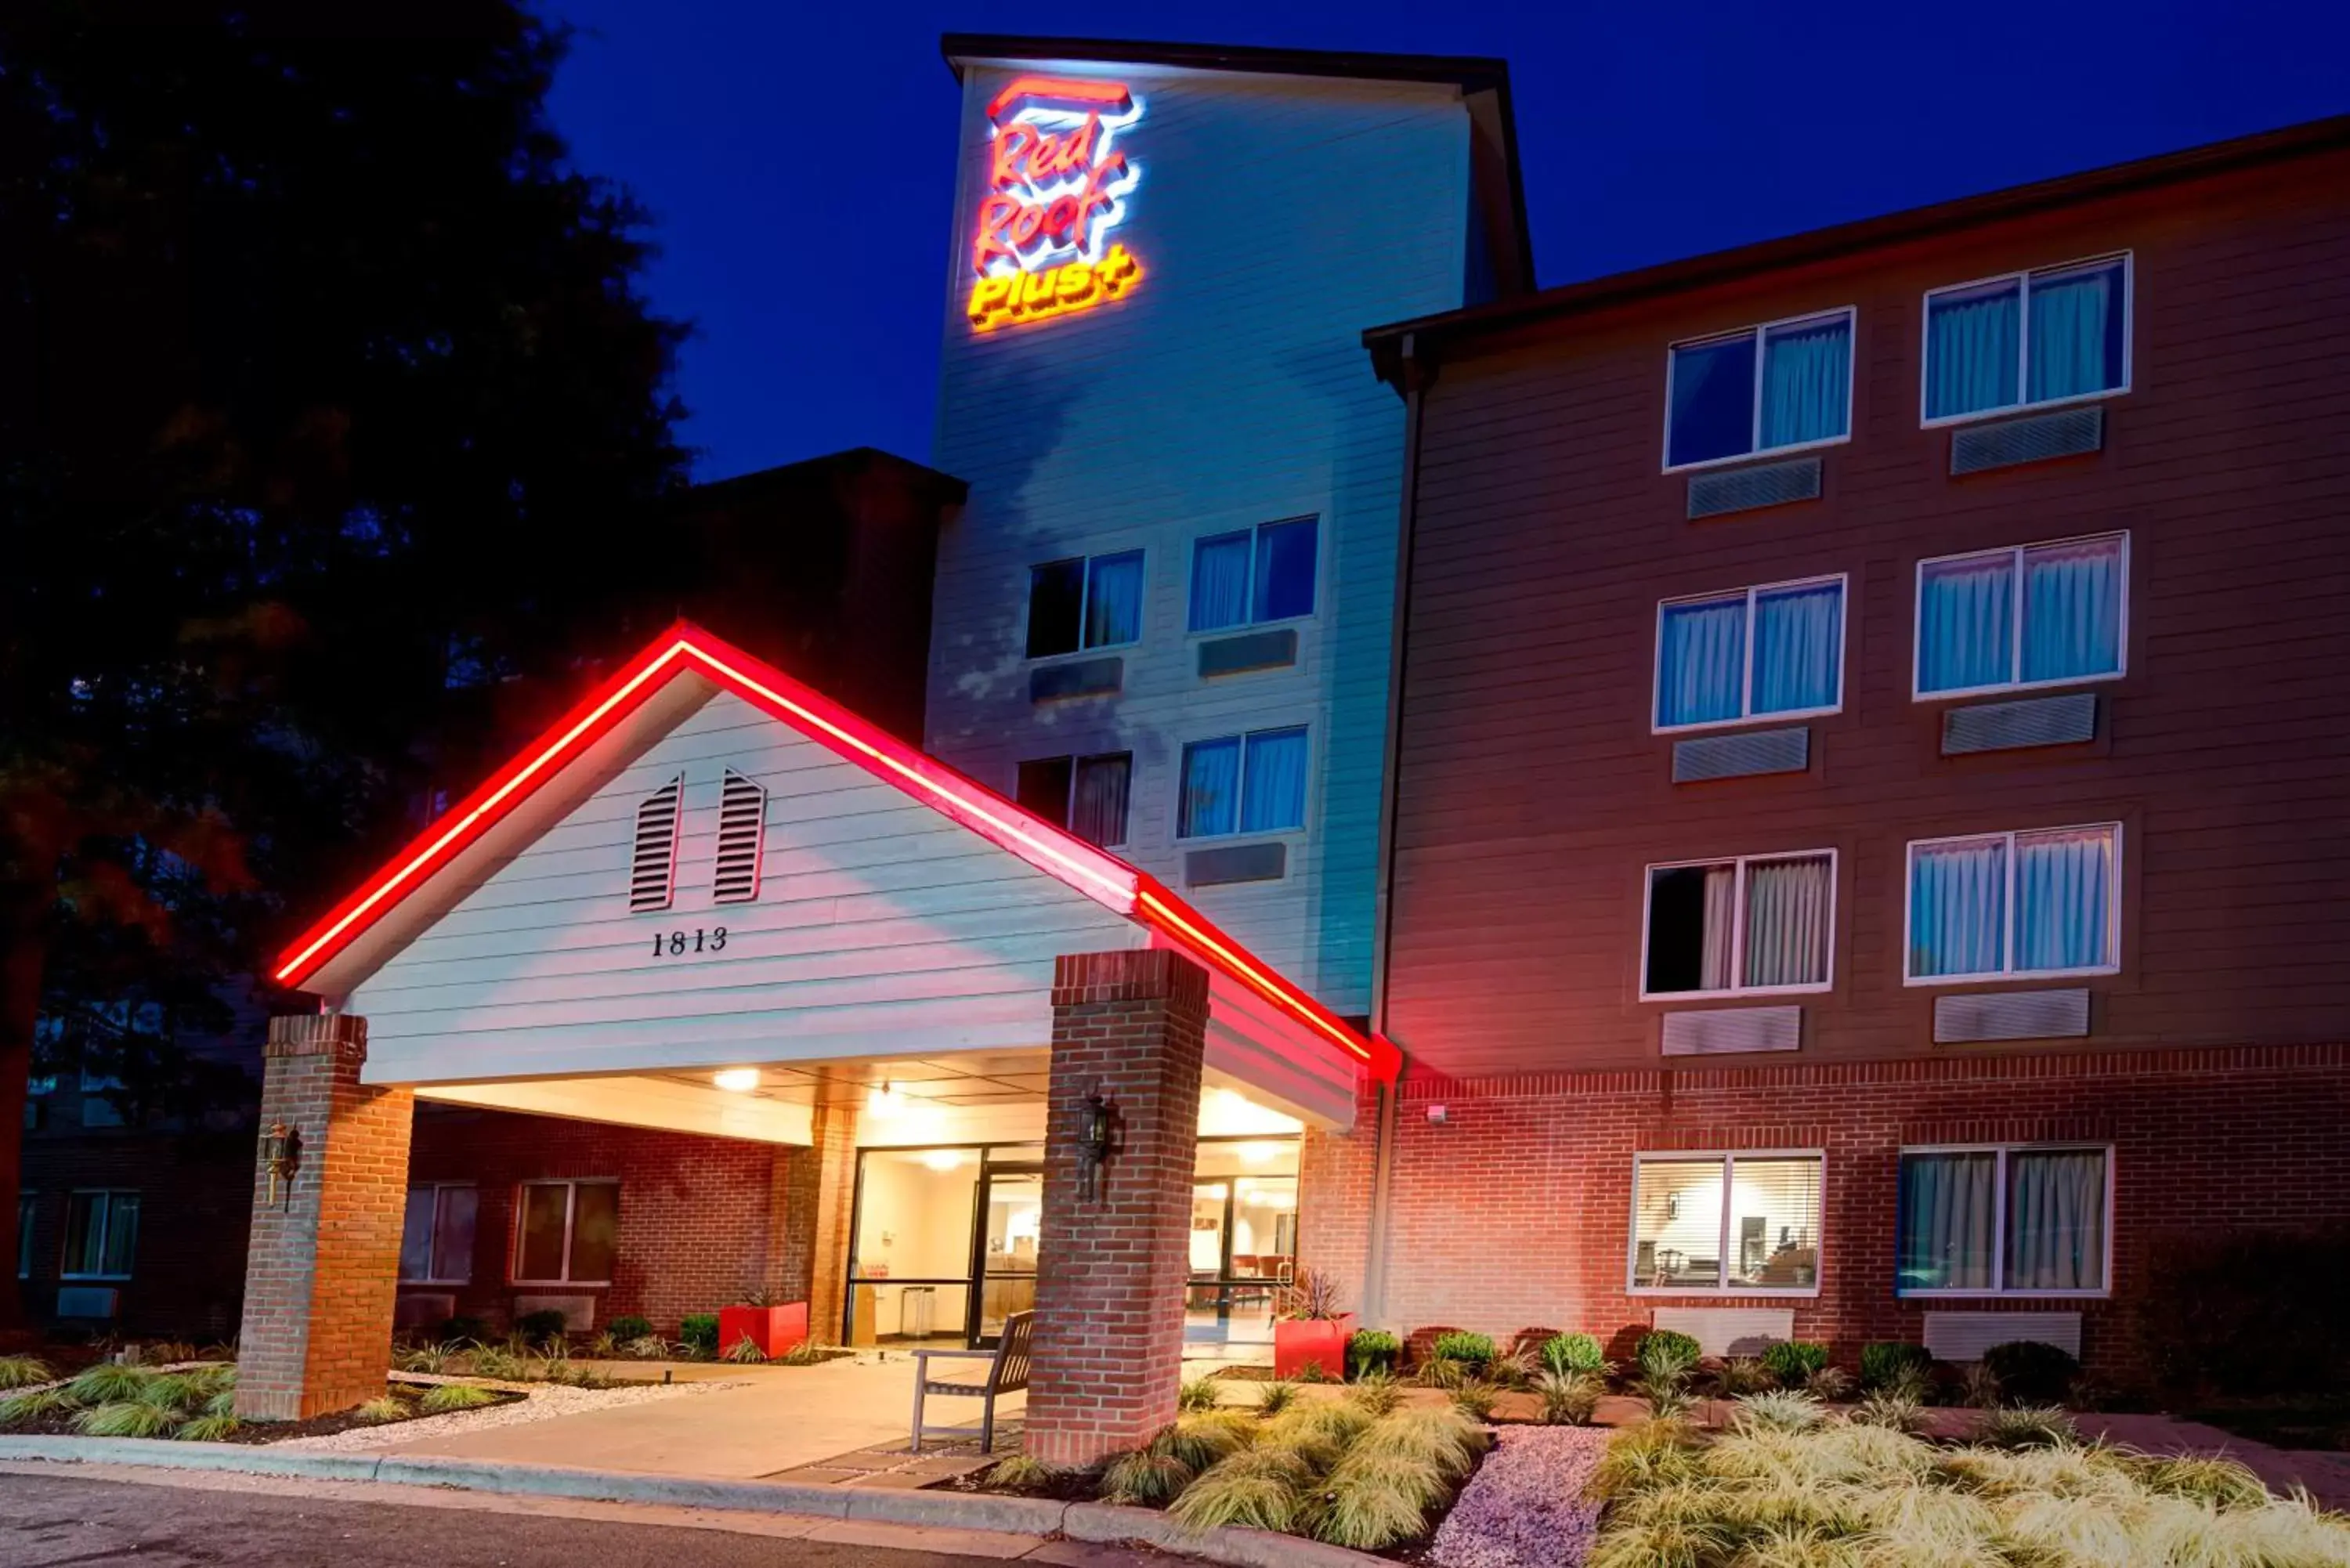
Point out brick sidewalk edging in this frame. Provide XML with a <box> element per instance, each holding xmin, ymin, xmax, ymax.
<box><xmin>0</xmin><ymin>1438</ymin><xmax>1383</xmax><ymax>1568</ymax></box>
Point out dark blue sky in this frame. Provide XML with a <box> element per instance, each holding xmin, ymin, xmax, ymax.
<box><xmin>544</xmin><ymin>1</ymin><xmax>2347</xmax><ymax>482</ymax></box>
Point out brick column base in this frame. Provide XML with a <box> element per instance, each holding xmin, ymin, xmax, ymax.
<box><xmin>1025</xmin><ymin>948</ymin><xmax>1208</xmax><ymax>1468</ymax></box>
<box><xmin>235</xmin><ymin>1013</ymin><xmax>414</xmax><ymax>1421</ymax></box>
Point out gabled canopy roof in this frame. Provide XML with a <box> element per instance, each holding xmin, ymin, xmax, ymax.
<box><xmin>276</xmin><ymin>622</ymin><xmax>1396</xmax><ymax>1083</ymax></box>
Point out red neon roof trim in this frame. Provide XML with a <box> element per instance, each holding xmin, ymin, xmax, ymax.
<box><xmin>986</xmin><ymin>74</ymin><xmax>1134</xmax><ymax>121</ymax></box>
<box><xmin>273</xmin><ymin>623</ymin><xmax>1388</xmax><ymax>1082</ymax></box>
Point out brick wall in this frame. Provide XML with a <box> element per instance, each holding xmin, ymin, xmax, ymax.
<box><xmin>1366</xmin><ymin>1043</ymin><xmax>2350</xmax><ymax>1379</ymax></box>
<box><xmin>19</xmin><ymin>1133</ymin><xmax>253</xmax><ymax>1340</ymax></box>
<box><xmin>1026</xmin><ymin>949</ymin><xmax>1208</xmax><ymax>1467</ymax></box>
<box><xmin>1298</xmin><ymin>1080</ymin><xmax>1380</xmax><ymax>1316</ymax></box>
<box><xmin>404</xmin><ymin>1104</ymin><xmax>815</xmax><ymax>1335</ymax></box>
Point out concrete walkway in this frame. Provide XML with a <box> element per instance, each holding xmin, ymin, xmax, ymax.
<box><xmin>381</xmin><ymin>1355</ymin><xmax>1022</xmax><ymax>1480</ymax></box>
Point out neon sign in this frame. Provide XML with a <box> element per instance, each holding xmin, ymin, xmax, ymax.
<box><xmin>967</xmin><ymin>75</ymin><xmax>1145</xmax><ymax>333</ymax></box>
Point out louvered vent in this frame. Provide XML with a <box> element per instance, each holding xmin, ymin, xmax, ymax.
<box><xmin>712</xmin><ymin>768</ymin><xmax>767</xmax><ymax>905</ymax></box>
<box><xmin>1934</xmin><ymin>988</ymin><xmax>2091</xmax><ymax>1043</ymax></box>
<box><xmin>1687</xmin><ymin>456</ymin><xmax>1823</xmax><ymax>520</ymax></box>
<box><xmin>1950</xmin><ymin>406</ymin><xmax>2104</xmax><ymax>475</ymax></box>
<box><xmin>1942</xmin><ymin>694</ymin><xmax>2098</xmax><ymax>755</ymax></box>
<box><xmin>1673</xmin><ymin>726</ymin><xmax>1810</xmax><ymax>783</ymax></box>
<box><xmin>1923</xmin><ymin>1310</ymin><xmax>2080</xmax><ymax>1361</ymax></box>
<box><xmin>628</xmin><ymin>775</ymin><xmax>684</xmax><ymax>912</ymax></box>
<box><xmin>1661</xmin><ymin>1005</ymin><xmax>1803</xmax><ymax>1057</ymax></box>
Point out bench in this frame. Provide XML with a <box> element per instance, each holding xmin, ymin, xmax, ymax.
<box><xmin>909</xmin><ymin>1310</ymin><xmax>1032</xmax><ymax>1454</ymax></box>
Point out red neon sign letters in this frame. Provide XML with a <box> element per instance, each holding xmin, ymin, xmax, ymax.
<box><xmin>967</xmin><ymin>75</ymin><xmax>1144</xmax><ymax>333</ymax></box>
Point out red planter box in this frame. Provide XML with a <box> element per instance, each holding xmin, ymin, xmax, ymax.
<box><xmin>717</xmin><ymin>1302</ymin><xmax>808</xmax><ymax>1360</ymax></box>
<box><xmin>1274</xmin><ymin>1313</ymin><xmax>1356</xmax><ymax>1380</ymax></box>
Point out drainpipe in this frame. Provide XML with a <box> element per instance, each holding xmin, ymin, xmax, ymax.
<box><xmin>1364</xmin><ymin>333</ymin><xmax>1435</xmax><ymax>1328</ymax></box>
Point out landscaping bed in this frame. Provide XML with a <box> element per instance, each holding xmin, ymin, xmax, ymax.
<box><xmin>0</xmin><ymin>1353</ymin><xmax>531</xmax><ymax>1446</ymax></box>
<box><xmin>2187</xmin><ymin>1396</ymin><xmax>2350</xmax><ymax>1454</ymax></box>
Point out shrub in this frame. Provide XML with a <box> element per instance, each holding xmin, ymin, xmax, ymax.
<box><xmin>1430</xmin><ymin>1330</ymin><xmax>1495</xmax><ymax>1367</ymax></box>
<box><xmin>1635</xmin><ymin>1331</ymin><xmax>1702</xmax><ymax>1386</ymax></box>
<box><xmin>1976</xmin><ymin>1404</ymin><xmax>2078</xmax><ymax>1449</ymax></box>
<box><xmin>1347</xmin><ymin>1371</ymin><xmax>1403</xmax><ymax>1416</ymax></box>
<box><xmin>468</xmin><ymin>1346</ymin><xmax>530</xmax><ymax>1381</ymax></box>
<box><xmin>1253</xmin><ymin>1379</ymin><xmax>1299</xmax><ymax>1417</ymax></box>
<box><xmin>1981</xmin><ymin>1341</ymin><xmax>2081</xmax><ymax>1404</ymax></box>
<box><xmin>678</xmin><ymin>1314</ymin><xmax>720</xmax><ymax>1357</ymax></box>
<box><xmin>1716</xmin><ymin>1357</ymin><xmax>1775</xmax><ymax>1395</ymax></box>
<box><xmin>2135</xmin><ymin>1227</ymin><xmax>2350</xmax><ymax>1398</ymax></box>
<box><xmin>418</xmin><ymin>1383</ymin><xmax>499</xmax><ymax>1414</ymax></box>
<box><xmin>355</xmin><ymin>1395</ymin><xmax>412</xmax><ymax>1424</ymax></box>
<box><xmin>1730</xmin><ymin>1391</ymin><xmax>1828</xmax><ymax>1433</ymax></box>
<box><xmin>1317</xmin><ymin>1448</ymin><xmax>1448</xmax><ymax>1549</ymax></box>
<box><xmin>1448</xmin><ymin>1378</ymin><xmax>1499</xmax><ymax>1422</ymax></box>
<box><xmin>1541</xmin><ymin>1332</ymin><xmax>1607</xmax><ymax>1376</ymax></box>
<box><xmin>1804</xmin><ymin>1365</ymin><xmax>1856</xmax><ymax>1402</ymax></box>
<box><xmin>75</xmin><ymin>1400</ymin><xmax>175</xmax><ymax>1438</ymax></box>
<box><xmin>1861</xmin><ymin>1342</ymin><xmax>1933</xmax><ymax>1390</ymax></box>
<box><xmin>175</xmin><ymin>1414</ymin><xmax>240</xmax><ymax>1442</ymax></box>
<box><xmin>1958</xmin><ymin>1361</ymin><xmax>2003</xmax><ymax>1409</ymax></box>
<box><xmin>721</xmin><ymin>1335</ymin><xmax>768</xmax><ymax>1364</ymax></box>
<box><xmin>515</xmin><ymin>1310</ymin><xmax>569</xmax><ymax>1348</ymax></box>
<box><xmin>1176</xmin><ymin>1376</ymin><xmax>1222</xmax><ymax>1413</ymax></box>
<box><xmin>202</xmin><ymin>1388</ymin><xmax>237</xmax><ymax>1419</ymax></box>
<box><xmin>1274</xmin><ymin>1265</ymin><xmax>1345</xmax><ymax>1324</ymax></box>
<box><xmin>622</xmin><ymin>1335</ymin><xmax>673</xmax><ymax>1360</ymax></box>
<box><xmin>2131</xmin><ymin>1453</ymin><xmax>2270</xmax><ymax>1509</ymax></box>
<box><xmin>1103</xmin><ymin>1446</ymin><xmax>1195</xmax><ymax>1505</ymax></box>
<box><xmin>984</xmin><ymin>1454</ymin><xmax>1062</xmax><ymax>1494</ymax></box>
<box><xmin>67</xmin><ymin>1364</ymin><xmax>155</xmax><ymax>1405</ymax></box>
<box><xmin>1170</xmin><ymin>1410</ymin><xmax>1257</xmax><ymax>1464</ymax></box>
<box><xmin>0</xmin><ymin>1356</ymin><xmax>52</xmax><ymax>1391</ymax></box>
<box><xmin>1169</xmin><ymin>1449</ymin><xmax>1314</xmax><ymax>1534</ymax></box>
<box><xmin>1296</xmin><ymin>1360</ymin><xmax>1337</xmax><ymax>1384</ymax></box>
<box><xmin>1350</xmin><ymin>1407</ymin><xmax>1488</xmax><ymax>1482</ymax></box>
<box><xmin>605</xmin><ymin>1315</ymin><xmax>653</xmax><ymax>1344</ymax></box>
<box><xmin>136</xmin><ymin>1374</ymin><xmax>207</xmax><ymax>1414</ymax></box>
<box><xmin>777</xmin><ymin>1340</ymin><xmax>828</xmax><ymax>1367</ymax></box>
<box><xmin>396</xmin><ymin>1344</ymin><xmax>450</xmax><ymax>1375</ymax></box>
<box><xmin>1347</xmin><ymin>1329</ymin><xmax>1399</xmax><ymax>1379</ymax></box>
<box><xmin>438</xmin><ymin>1316</ymin><xmax>492</xmax><ymax>1347</ymax></box>
<box><xmin>1590</xmin><ymin>1418</ymin><xmax>1702</xmax><ymax>1498</ymax></box>
<box><xmin>1760</xmin><ymin>1341</ymin><xmax>1829</xmax><ymax>1386</ymax></box>
<box><xmin>0</xmin><ymin>1386</ymin><xmax>78</xmax><ymax>1422</ymax></box>
<box><xmin>1853</xmin><ymin>1392</ymin><xmax>1926</xmax><ymax>1433</ymax></box>
<box><xmin>1535</xmin><ymin>1369</ymin><xmax>1603</xmax><ymax>1425</ymax></box>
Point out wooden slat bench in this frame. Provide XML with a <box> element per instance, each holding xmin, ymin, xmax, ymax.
<box><xmin>909</xmin><ymin>1310</ymin><xmax>1032</xmax><ymax>1454</ymax></box>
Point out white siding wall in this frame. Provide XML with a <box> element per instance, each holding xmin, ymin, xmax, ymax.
<box><xmin>351</xmin><ymin>692</ymin><xmax>1141</xmax><ymax>1084</ymax></box>
<box><xmin>927</xmin><ymin>63</ymin><xmax>1479</xmax><ymax>1016</ymax></box>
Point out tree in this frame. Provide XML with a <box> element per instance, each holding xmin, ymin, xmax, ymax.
<box><xmin>0</xmin><ymin>0</ymin><xmax>690</xmax><ymax>1323</ymax></box>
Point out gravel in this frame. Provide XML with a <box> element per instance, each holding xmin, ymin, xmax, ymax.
<box><xmin>273</xmin><ymin>1375</ymin><xmax>752</xmax><ymax>1453</ymax></box>
<box><xmin>1430</xmin><ymin>1425</ymin><xmax>1610</xmax><ymax>1568</ymax></box>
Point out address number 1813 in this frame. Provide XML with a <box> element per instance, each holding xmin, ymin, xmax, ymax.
<box><xmin>652</xmin><ymin>927</ymin><xmax>728</xmax><ymax>958</ymax></box>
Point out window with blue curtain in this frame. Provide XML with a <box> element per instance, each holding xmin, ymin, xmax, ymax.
<box><xmin>1667</xmin><ymin>311</ymin><xmax>1851</xmax><ymax>469</ymax></box>
<box><xmin>1178</xmin><ymin>727</ymin><xmax>1308</xmax><ymax>838</ymax></box>
<box><xmin>1189</xmin><ymin>519</ymin><xmax>1318</xmax><ymax>632</ymax></box>
<box><xmin>1029</xmin><ymin>551</ymin><xmax>1144</xmax><ymax>656</ymax></box>
<box><xmin>1908</xmin><ymin>825</ymin><xmax>2118</xmax><ymax>980</ymax></box>
<box><xmin>1083</xmin><ymin>551</ymin><xmax>1144</xmax><ymax>649</ymax></box>
<box><xmin>1897</xmin><ymin>1147</ymin><xmax>2107</xmax><ymax>1294</ymax></box>
<box><xmin>1925</xmin><ymin>256</ymin><xmax>2127</xmax><ymax>421</ymax></box>
<box><xmin>1177</xmin><ymin>738</ymin><xmax>1242</xmax><ymax>838</ymax></box>
<box><xmin>1918</xmin><ymin>533</ymin><xmax>2124</xmax><ymax>695</ymax></box>
<box><xmin>1657</xmin><ymin>578</ymin><xmax>1843</xmax><ymax>729</ymax></box>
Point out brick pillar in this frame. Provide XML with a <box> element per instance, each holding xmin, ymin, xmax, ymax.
<box><xmin>234</xmin><ymin>1013</ymin><xmax>414</xmax><ymax>1421</ymax></box>
<box><xmin>803</xmin><ymin>1104</ymin><xmax>859</xmax><ymax>1343</ymax></box>
<box><xmin>1026</xmin><ymin>948</ymin><xmax>1208</xmax><ymax>1467</ymax></box>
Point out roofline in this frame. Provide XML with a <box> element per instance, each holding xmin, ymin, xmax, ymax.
<box><xmin>685</xmin><ymin>446</ymin><xmax>969</xmax><ymax>506</ymax></box>
<box><xmin>941</xmin><ymin>34</ymin><xmax>1534</xmax><ymax>292</ymax></box>
<box><xmin>273</xmin><ymin>622</ymin><xmax>1397</xmax><ymax>1082</ymax></box>
<box><xmin>1364</xmin><ymin>112</ymin><xmax>2350</xmax><ymax>381</ymax></box>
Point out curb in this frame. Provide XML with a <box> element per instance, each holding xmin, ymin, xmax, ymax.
<box><xmin>0</xmin><ymin>1438</ymin><xmax>1388</xmax><ymax>1567</ymax></box>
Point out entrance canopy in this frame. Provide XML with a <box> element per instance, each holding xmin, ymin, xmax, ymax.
<box><xmin>273</xmin><ymin>623</ymin><xmax>1395</xmax><ymax>1141</ymax></box>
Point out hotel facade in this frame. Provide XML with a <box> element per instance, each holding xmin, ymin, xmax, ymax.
<box><xmin>37</xmin><ymin>38</ymin><xmax>2344</xmax><ymax>1451</ymax></box>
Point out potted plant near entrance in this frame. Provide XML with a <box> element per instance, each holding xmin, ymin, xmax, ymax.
<box><xmin>1271</xmin><ymin>1266</ymin><xmax>1354</xmax><ymax>1380</ymax></box>
<box><xmin>717</xmin><ymin>1288</ymin><xmax>809</xmax><ymax>1361</ymax></box>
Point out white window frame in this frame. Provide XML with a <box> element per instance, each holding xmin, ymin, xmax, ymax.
<box><xmin>1653</xmin><ymin>572</ymin><xmax>1849</xmax><ymax>733</ymax></box>
<box><xmin>1016</xmin><ymin>750</ymin><xmax>1133</xmax><ymax>849</ymax></box>
<box><xmin>1626</xmin><ymin>1149</ymin><xmax>1827</xmax><ymax>1298</ymax></box>
<box><xmin>1025</xmin><ymin>548</ymin><xmax>1146</xmax><ymax>659</ymax></box>
<box><xmin>1918</xmin><ymin>251</ymin><xmax>2133</xmax><ymax>428</ymax></box>
<box><xmin>1662</xmin><ymin>306</ymin><xmax>1858</xmax><ymax>475</ymax></box>
<box><xmin>60</xmin><ymin>1188</ymin><xmax>139</xmax><ymax>1282</ymax></box>
<box><xmin>1174</xmin><ymin>725</ymin><xmax>1313</xmax><ymax>843</ymax></box>
<box><xmin>1912</xmin><ymin>532</ymin><xmax>2129</xmax><ymax>701</ymax></box>
<box><xmin>1184</xmin><ymin>515</ymin><xmax>1321</xmax><ymax>635</ymax></box>
<box><xmin>510</xmin><ymin>1179</ymin><xmax>617</xmax><ymax>1287</ymax></box>
<box><xmin>1896</xmin><ymin>1143</ymin><xmax>2115</xmax><ymax>1299</ymax></box>
<box><xmin>400</xmin><ymin>1181</ymin><xmax>477</xmax><ymax>1287</ymax></box>
<box><xmin>1902</xmin><ymin>822</ymin><xmax>2124</xmax><ymax>985</ymax></box>
<box><xmin>1639</xmin><ymin>848</ymin><xmax>1838</xmax><ymax>1001</ymax></box>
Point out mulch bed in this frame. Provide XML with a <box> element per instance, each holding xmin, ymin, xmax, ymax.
<box><xmin>2186</xmin><ymin>1396</ymin><xmax>2350</xmax><ymax>1452</ymax></box>
<box><xmin>0</xmin><ymin>1377</ymin><xmax>525</xmax><ymax>1444</ymax></box>
<box><xmin>942</xmin><ymin>1459</ymin><xmax>1106</xmax><ymax>1503</ymax></box>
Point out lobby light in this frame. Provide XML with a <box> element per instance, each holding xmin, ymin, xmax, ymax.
<box><xmin>867</xmin><ymin>1082</ymin><xmax>907</xmax><ymax>1120</ymax></box>
<box><xmin>921</xmin><ymin>1149</ymin><xmax>971</xmax><ymax>1172</ymax></box>
<box><xmin>1236</xmin><ymin>1141</ymin><xmax>1281</xmax><ymax>1165</ymax></box>
<box><xmin>712</xmin><ymin>1068</ymin><xmax>760</xmax><ymax>1093</ymax></box>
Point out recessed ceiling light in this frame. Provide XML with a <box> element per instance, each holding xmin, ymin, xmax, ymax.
<box><xmin>712</xmin><ymin>1068</ymin><xmax>760</xmax><ymax>1093</ymax></box>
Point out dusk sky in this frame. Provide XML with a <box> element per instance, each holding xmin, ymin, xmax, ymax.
<box><xmin>544</xmin><ymin>0</ymin><xmax>2348</xmax><ymax>482</ymax></box>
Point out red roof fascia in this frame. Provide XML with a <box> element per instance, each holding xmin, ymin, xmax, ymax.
<box><xmin>272</xmin><ymin>623</ymin><xmax>1394</xmax><ymax>1082</ymax></box>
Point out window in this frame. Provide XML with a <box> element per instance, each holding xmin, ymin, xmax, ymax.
<box><xmin>1177</xmin><ymin>727</ymin><xmax>1309</xmax><ymax>840</ymax></box>
<box><xmin>1630</xmin><ymin>1153</ymin><xmax>1824</xmax><ymax>1292</ymax></box>
<box><xmin>1907</xmin><ymin>824</ymin><xmax>2120</xmax><ymax>982</ymax></box>
<box><xmin>1898</xmin><ymin>1146</ymin><xmax>2110</xmax><ymax>1295</ymax></box>
<box><xmin>1666</xmin><ymin>309</ymin><xmax>1854</xmax><ymax>470</ymax></box>
<box><xmin>1014</xmin><ymin>752</ymin><xmax>1133</xmax><ymax>848</ymax></box>
<box><xmin>399</xmin><ymin>1183</ymin><xmax>479</xmax><ymax>1284</ymax></box>
<box><xmin>1655</xmin><ymin>575</ymin><xmax>1846</xmax><ymax>731</ymax></box>
<box><xmin>1188</xmin><ymin>517</ymin><xmax>1318</xmax><ymax>632</ymax></box>
<box><xmin>1916</xmin><ymin>533</ymin><xmax>2126</xmax><ymax>697</ymax></box>
<box><xmin>512</xmin><ymin>1180</ymin><xmax>618</xmax><ymax>1285</ymax></box>
<box><xmin>1643</xmin><ymin>851</ymin><xmax>1835</xmax><ymax>998</ymax></box>
<box><xmin>62</xmin><ymin>1190</ymin><xmax>139</xmax><ymax>1281</ymax></box>
<box><xmin>16</xmin><ymin>1194</ymin><xmax>34</xmax><ymax>1280</ymax></box>
<box><xmin>1924</xmin><ymin>255</ymin><xmax>2129</xmax><ymax>423</ymax></box>
<box><xmin>1026</xmin><ymin>550</ymin><xmax>1144</xmax><ymax>658</ymax></box>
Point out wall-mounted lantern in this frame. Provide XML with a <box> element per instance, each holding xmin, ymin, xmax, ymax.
<box><xmin>1075</xmin><ymin>1088</ymin><xmax>1114</xmax><ymax>1201</ymax></box>
<box><xmin>258</xmin><ymin>1121</ymin><xmax>299</xmax><ymax>1205</ymax></box>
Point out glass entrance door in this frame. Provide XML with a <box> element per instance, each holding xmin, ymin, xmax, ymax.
<box><xmin>1186</xmin><ymin>1139</ymin><xmax>1300</xmax><ymax>1349</ymax></box>
<box><xmin>970</xmin><ymin>1165</ymin><xmax>1042</xmax><ymax>1345</ymax></box>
